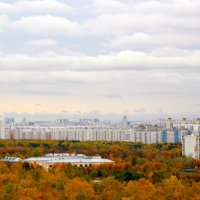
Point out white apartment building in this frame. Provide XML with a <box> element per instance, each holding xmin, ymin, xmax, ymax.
<box><xmin>3</xmin><ymin>117</ymin><xmax>198</xmax><ymax>144</ymax></box>
<box><xmin>165</xmin><ymin>118</ymin><xmax>175</xmax><ymax>129</ymax></box>
<box><xmin>1</xmin><ymin>124</ymin><xmax>183</xmax><ymax>144</ymax></box>
<box><xmin>182</xmin><ymin>135</ymin><xmax>200</xmax><ymax>159</ymax></box>
<box><xmin>0</xmin><ymin>119</ymin><xmax>5</xmax><ymax>139</ymax></box>
<box><xmin>10</xmin><ymin>126</ymin><xmax>125</xmax><ymax>142</ymax></box>
<box><xmin>124</xmin><ymin>130</ymin><xmax>160</xmax><ymax>144</ymax></box>
<box><xmin>193</xmin><ymin>124</ymin><xmax>200</xmax><ymax>135</ymax></box>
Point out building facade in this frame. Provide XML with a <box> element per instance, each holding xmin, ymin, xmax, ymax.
<box><xmin>182</xmin><ymin>135</ymin><xmax>200</xmax><ymax>159</ymax></box>
<box><xmin>0</xmin><ymin>119</ymin><xmax>5</xmax><ymax>139</ymax></box>
<box><xmin>1</xmin><ymin>153</ymin><xmax>114</xmax><ymax>170</ymax></box>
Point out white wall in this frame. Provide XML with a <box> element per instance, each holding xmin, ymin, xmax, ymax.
<box><xmin>0</xmin><ymin>119</ymin><xmax>5</xmax><ymax>139</ymax></box>
<box><xmin>184</xmin><ymin>135</ymin><xmax>198</xmax><ymax>159</ymax></box>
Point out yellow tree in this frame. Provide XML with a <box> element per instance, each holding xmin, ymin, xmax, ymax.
<box><xmin>64</xmin><ymin>178</ymin><xmax>97</xmax><ymax>200</ymax></box>
<box><xmin>124</xmin><ymin>178</ymin><xmax>164</xmax><ymax>200</ymax></box>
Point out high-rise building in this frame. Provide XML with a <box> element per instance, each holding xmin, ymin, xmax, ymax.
<box><xmin>165</xmin><ymin>118</ymin><xmax>174</xmax><ymax>129</ymax></box>
<box><xmin>0</xmin><ymin>119</ymin><xmax>5</xmax><ymax>139</ymax></box>
<box><xmin>182</xmin><ymin>135</ymin><xmax>200</xmax><ymax>159</ymax></box>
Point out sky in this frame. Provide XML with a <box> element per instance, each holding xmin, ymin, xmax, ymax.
<box><xmin>0</xmin><ymin>0</ymin><xmax>200</xmax><ymax>121</ymax></box>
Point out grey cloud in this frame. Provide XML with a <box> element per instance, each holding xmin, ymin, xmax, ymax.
<box><xmin>106</xmin><ymin>94</ymin><xmax>123</xmax><ymax>99</ymax></box>
<box><xmin>194</xmin><ymin>104</ymin><xmax>200</xmax><ymax>107</ymax></box>
<box><xmin>134</xmin><ymin>108</ymin><xmax>147</xmax><ymax>113</ymax></box>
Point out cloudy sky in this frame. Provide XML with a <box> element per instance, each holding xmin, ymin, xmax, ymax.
<box><xmin>0</xmin><ymin>0</ymin><xmax>200</xmax><ymax>120</ymax></box>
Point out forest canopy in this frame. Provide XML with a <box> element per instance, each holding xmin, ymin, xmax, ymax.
<box><xmin>0</xmin><ymin>140</ymin><xmax>200</xmax><ymax>200</ymax></box>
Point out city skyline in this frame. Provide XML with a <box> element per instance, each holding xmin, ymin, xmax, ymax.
<box><xmin>1</xmin><ymin>115</ymin><xmax>199</xmax><ymax>143</ymax></box>
<box><xmin>0</xmin><ymin>0</ymin><xmax>200</xmax><ymax>120</ymax></box>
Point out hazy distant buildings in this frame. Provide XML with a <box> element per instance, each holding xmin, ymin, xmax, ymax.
<box><xmin>10</xmin><ymin>126</ymin><xmax>125</xmax><ymax>142</ymax></box>
<box><xmin>124</xmin><ymin>130</ymin><xmax>159</xmax><ymax>144</ymax></box>
<box><xmin>3</xmin><ymin>116</ymin><xmax>200</xmax><ymax>160</ymax></box>
<box><xmin>1</xmin><ymin>117</ymin><xmax>200</xmax><ymax>147</ymax></box>
<box><xmin>4</xmin><ymin>118</ymin><xmax>14</xmax><ymax>125</ymax></box>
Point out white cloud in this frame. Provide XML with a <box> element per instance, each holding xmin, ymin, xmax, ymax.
<box><xmin>0</xmin><ymin>15</ymin><xmax>10</xmax><ymax>34</ymax></box>
<box><xmin>0</xmin><ymin>0</ymin><xmax>72</xmax><ymax>15</ymax></box>
<box><xmin>84</xmin><ymin>0</ymin><xmax>200</xmax><ymax>37</ymax></box>
<box><xmin>130</xmin><ymin>0</ymin><xmax>200</xmax><ymax>18</ymax></box>
<box><xmin>12</xmin><ymin>15</ymin><xmax>82</xmax><ymax>36</ymax></box>
<box><xmin>93</xmin><ymin>0</ymin><xmax>128</xmax><ymax>13</ymax></box>
<box><xmin>1</xmin><ymin>69</ymin><xmax>199</xmax><ymax>99</ymax></box>
<box><xmin>0</xmin><ymin>0</ymin><xmax>200</xmax><ymax>116</ymax></box>
<box><xmin>0</xmin><ymin>49</ymin><xmax>200</xmax><ymax>71</ymax></box>
<box><xmin>16</xmin><ymin>0</ymin><xmax>72</xmax><ymax>14</ymax></box>
<box><xmin>106</xmin><ymin>33</ymin><xmax>200</xmax><ymax>50</ymax></box>
<box><xmin>26</xmin><ymin>38</ymin><xmax>58</xmax><ymax>47</ymax></box>
<box><xmin>83</xmin><ymin>12</ymin><xmax>172</xmax><ymax>36</ymax></box>
<box><xmin>0</xmin><ymin>2</ymin><xmax>18</xmax><ymax>14</ymax></box>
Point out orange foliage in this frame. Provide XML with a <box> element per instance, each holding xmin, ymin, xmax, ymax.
<box><xmin>0</xmin><ymin>141</ymin><xmax>200</xmax><ymax>199</ymax></box>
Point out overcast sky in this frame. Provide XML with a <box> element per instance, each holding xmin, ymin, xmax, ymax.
<box><xmin>0</xmin><ymin>0</ymin><xmax>200</xmax><ymax>120</ymax></box>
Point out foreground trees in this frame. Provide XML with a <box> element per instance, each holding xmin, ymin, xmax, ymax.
<box><xmin>0</xmin><ymin>140</ymin><xmax>200</xmax><ymax>199</ymax></box>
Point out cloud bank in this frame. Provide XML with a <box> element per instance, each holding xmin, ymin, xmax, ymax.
<box><xmin>0</xmin><ymin>0</ymin><xmax>200</xmax><ymax>119</ymax></box>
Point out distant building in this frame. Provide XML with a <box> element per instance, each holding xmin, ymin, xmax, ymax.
<box><xmin>1</xmin><ymin>117</ymin><xmax>200</xmax><ymax>144</ymax></box>
<box><xmin>165</xmin><ymin>118</ymin><xmax>175</xmax><ymax>129</ymax></box>
<box><xmin>181</xmin><ymin>118</ymin><xmax>189</xmax><ymax>125</ymax></box>
<box><xmin>1</xmin><ymin>154</ymin><xmax>114</xmax><ymax>170</ymax></box>
<box><xmin>182</xmin><ymin>135</ymin><xmax>200</xmax><ymax>159</ymax></box>
<box><xmin>0</xmin><ymin>119</ymin><xmax>5</xmax><ymax>139</ymax></box>
<box><xmin>25</xmin><ymin>153</ymin><xmax>114</xmax><ymax>170</ymax></box>
<box><xmin>5</xmin><ymin>118</ymin><xmax>15</xmax><ymax>125</ymax></box>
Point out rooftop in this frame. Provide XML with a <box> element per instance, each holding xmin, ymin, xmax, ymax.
<box><xmin>1</xmin><ymin>157</ymin><xmax>22</xmax><ymax>162</ymax></box>
<box><xmin>1</xmin><ymin>153</ymin><xmax>114</xmax><ymax>165</ymax></box>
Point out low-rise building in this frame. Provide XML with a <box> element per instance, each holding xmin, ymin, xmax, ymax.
<box><xmin>1</xmin><ymin>153</ymin><xmax>114</xmax><ymax>170</ymax></box>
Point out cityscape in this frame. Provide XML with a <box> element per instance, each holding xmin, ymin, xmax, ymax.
<box><xmin>1</xmin><ymin>116</ymin><xmax>200</xmax><ymax>159</ymax></box>
<box><xmin>0</xmin><ymin>0</ymin><xmax>200</xmax><ymax>199</ymax></box>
